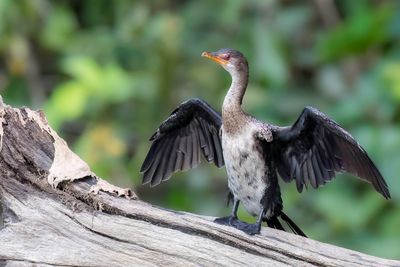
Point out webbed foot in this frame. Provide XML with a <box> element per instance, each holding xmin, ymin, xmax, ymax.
<box><xmin>214</xmin><ymin>215</ymin><xmax>238</xmax><ymax>226</ymax></box>
<box><xmin>214</xmin><ymin>216</ymin><xmax>262</xmax><ymax>235</ymax></box>
<box><xmin>231</xmin><ymin>220</ymin><xmax>261</xmax><ymax>235</ymax></box>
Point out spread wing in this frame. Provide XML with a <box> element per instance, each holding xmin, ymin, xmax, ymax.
<box><xmin>270</xmin><ymin>106</ymin><xmax>390</xmax><ymax>199</ymax></box>
<box><xmin>140</xmin><ymin>98</ymin><xmax>224</xmax><ymax>186</ymax></box>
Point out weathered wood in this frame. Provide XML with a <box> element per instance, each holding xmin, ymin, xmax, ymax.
<box><xmin>0</xmin><ymin>99</ymin><xmax>398</xmax><ymax>267</ymax></box>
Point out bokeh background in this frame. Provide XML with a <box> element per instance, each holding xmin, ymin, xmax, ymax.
<box><xmin>1</xmin><ymin>0</ymin><xmax>399</xmax><ymax>259</ymax></box>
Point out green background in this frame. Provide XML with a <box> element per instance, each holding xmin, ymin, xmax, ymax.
<box><xmin>1</xmin><ymin>0</ymin><xmax>399</xmax><ymax>259</ymax></box>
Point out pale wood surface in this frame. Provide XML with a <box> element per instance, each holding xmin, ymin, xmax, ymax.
<box><xmin>0</xmin><ymin>100</ymin><xmax>399</xmax><ymax>267</ymax></box>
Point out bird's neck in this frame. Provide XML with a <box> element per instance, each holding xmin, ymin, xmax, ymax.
<box><xmin>222</xmin><ymin>69</ymin><xmax>249</xmax><ymax>135</ymax></box>
<box><xmin>222</xmin><ymin>69</ymin><xmax>248</xmax><ymax>117</ymax></box>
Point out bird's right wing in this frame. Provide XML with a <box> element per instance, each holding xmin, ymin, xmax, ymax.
<box><xmin>140</xmin><ymin>98</ymin><xmax>224</xmax><ymax>186</ymax></box>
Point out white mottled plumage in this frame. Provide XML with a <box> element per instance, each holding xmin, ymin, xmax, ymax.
<box><xmin>222</xmin><ymin>123</ymin><xmax>269</xmax><ymax>216</ymax></box>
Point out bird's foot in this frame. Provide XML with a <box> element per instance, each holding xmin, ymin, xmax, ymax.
<box><xmin>214</xmin><ymin>216</ymin><xmax>261</xmax><ymax>235</ymax></box>
<box><xmin>214</xmin><ymin>215</ymin><xmax>238</xmax><ymax>226</ymax></box>
<box><xmin>231</xmin><ymin>220</ymin><xmax>261</xmax><ymax>235</ymax></box>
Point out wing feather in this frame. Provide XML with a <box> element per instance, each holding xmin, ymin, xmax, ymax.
<box><xmin>165</xmin><ymin>136</ymin><xmax>180</xmax><ymax>181</ymax></box>
<box><xmin>141</xmin><ymin>98</ymin><xmax>224</xmax><ymax>185</ymax></box>
<box><xmin>271</xmin><ymin>106</ymin><xmax>390</xmax><ymax>199</ymax></box>
<box><xmin>151</xmin><ymin>137</ymin><xmax>174</xmax><ymax>186</ymax></box>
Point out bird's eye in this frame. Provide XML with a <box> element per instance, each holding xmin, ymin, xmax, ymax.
<box><xmin>219</xmin><ymin>53</ymin><xmax>230</xmax><ymax>60</ymax></box>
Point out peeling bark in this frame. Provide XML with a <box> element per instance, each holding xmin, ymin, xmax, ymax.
<box><xmin>0</xmin><ymin>98</ymin><xmax>398</xmax><ymax>267</ymax></box>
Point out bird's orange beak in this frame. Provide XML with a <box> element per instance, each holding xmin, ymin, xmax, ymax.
<box><xmin>201</xmin><ymin>51</ymin><xmax>229</xmax><ymax>66</ymax></box>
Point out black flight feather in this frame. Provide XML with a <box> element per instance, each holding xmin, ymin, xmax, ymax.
<box><xmin>270</xmin><ymin>106</ymin><xmax>390</xmax><ymax>199</ymax></box>
<box><xmin>140</xmin><ymin>98</ymin><xmax>224</xmax><ymax>185</ymax></box>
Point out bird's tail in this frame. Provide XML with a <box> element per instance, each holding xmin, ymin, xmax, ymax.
<box><xmin>265</xmin><ymin>212</ymin><xmax>307</xmax><ymax>237</ymax></box>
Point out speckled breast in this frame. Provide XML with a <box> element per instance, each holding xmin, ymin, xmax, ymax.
<box><xmin>221</xmin><ymin>126</ymin><xmax>267</xmax><ymax>216</ymax></box>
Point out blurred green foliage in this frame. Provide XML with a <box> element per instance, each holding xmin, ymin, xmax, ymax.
<box><xmin>0</xmin><ymin>0</ymin><xmax>399</xmax><ymax>259</ymax></box>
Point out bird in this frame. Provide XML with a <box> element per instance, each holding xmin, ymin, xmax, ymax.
<box><xmin>140</xmin><ymin>48</ymin><xmax>391</xmax><ymax>236</ymax></box>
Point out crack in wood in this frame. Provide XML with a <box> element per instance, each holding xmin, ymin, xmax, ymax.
<box><xmin>80</xmin><ymin>198</ymin><xmax>300</xmax><ymax>265</ymax></box>
<box><xmin>0</xmin><ymin>259</ymin><xmax>97</xmax><ymax>267</ymax></box>
<box><xmin>59</xmin><ymin>210</ymin><xmax>201</xmax><ymax>266</ymax></box>
<box><xmin>60</xmin><ymin>183</ymin><xmax>296</xmax><ymax>265</ymax></box>
<box><xmin>0</xmin><ymin>199</ymin><xmax>3</xmax><ymax>230</ymax></box>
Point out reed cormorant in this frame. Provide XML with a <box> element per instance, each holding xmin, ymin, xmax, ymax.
<box><xmin>140</xmin><ymin>48</ymin><xmax>390</xmax><ymax>236</ymax></box>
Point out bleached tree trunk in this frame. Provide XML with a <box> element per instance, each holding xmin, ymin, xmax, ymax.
<box><xmin>0</xmin><ymin>98</ymin><xmax>398</xmax><ymax>267</ymax></box>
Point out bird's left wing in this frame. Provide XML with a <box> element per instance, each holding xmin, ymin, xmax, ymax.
<box><xmin>140</xmin><ymin>98</ymin><xmax>224</xmax><ymax>186</ymax></box>
<box><xmin>269</xmin><ymin>106</ymin><xmax>390</xmax><ymax>199</ymax></box>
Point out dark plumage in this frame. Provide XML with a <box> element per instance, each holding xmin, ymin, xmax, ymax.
<box><xmin>140</xmin><ymin>99</ymin><xmax>224</xmax><ymax>186</ymax></box>
<box><xmin>271</xmin><ymin>107</ymin><xmax>390</xmax><ymax>197</ymax></box>
<box><xmin>140</xmin><ymin>48</ymin><xmax>390</xmax><ymax>236</ymax></box>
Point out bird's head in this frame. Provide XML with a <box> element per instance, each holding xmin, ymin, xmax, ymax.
<box><xmin>202</xmin><ymin>48</ymin><xmax>248</xmax><ymax>76</ymax></box>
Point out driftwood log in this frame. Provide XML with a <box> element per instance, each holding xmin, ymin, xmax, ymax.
<box><xmin>0</xmin><ymin>97</ymin><xmax>399</xmax><ymax>267</ymax></box>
